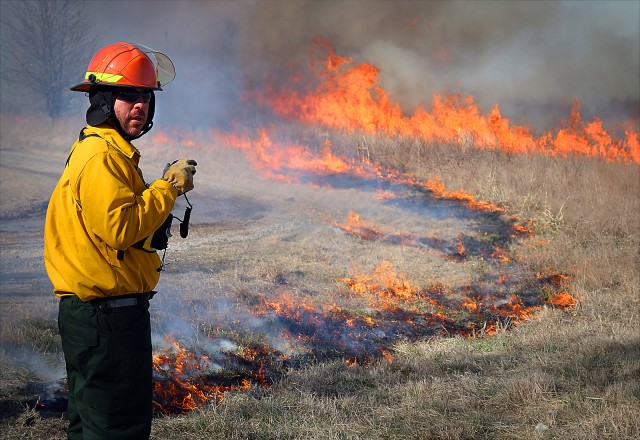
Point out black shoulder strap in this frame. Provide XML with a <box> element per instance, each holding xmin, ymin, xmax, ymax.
<box><xmin>65</xmin><ymin>128</ymin><xmax>102</xmax><ymax>167</ymax></box>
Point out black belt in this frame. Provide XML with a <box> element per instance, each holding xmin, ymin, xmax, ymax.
<box><xmin>90</xmin><ymin>292</ymin><xmax>153</xmax><ymax>309</ymax></box>
<box><xmin>99</xmin><ymin>297</ymin><xmax>140</xmax><ymax>308</ymax></box>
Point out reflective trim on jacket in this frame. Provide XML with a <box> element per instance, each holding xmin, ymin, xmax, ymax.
<box><xmin>44</xmin><ymin>124</ymin><xmax>178</xmax><ymax>301</ymax></box>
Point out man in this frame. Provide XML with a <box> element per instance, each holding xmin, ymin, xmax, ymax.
<box><xmin>44</xmin><ymin>42</ymin><xmax>196</xmax><ymax>439</ymax></box>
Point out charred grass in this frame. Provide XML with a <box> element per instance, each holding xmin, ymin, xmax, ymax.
<box><xmin>1</xmin><ymin>119</ymin><xmax>639</xmax><ymax>439</ymax></box>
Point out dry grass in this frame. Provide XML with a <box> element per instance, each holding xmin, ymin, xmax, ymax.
<box><xmin>1</xmin><ymin>115</ymin><xmax>638</xmax><ymax>439</ymax></box>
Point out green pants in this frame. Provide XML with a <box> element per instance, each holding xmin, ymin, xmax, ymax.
<box><xmin>58</xmin><ymin>295</ymin><xmax>153</xmax><ymax>440</ymax></box>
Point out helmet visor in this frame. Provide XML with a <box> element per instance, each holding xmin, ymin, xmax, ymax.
<box><xmin>135</xmin><ymin>44</ymin><xmax>176</xmax><ymax>88</ymax></box>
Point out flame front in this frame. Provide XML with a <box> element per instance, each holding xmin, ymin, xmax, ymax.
<box><xmin>261</xmin><ymin>41</ymin><xmax>638</xmax><ymax>164</ymax></box>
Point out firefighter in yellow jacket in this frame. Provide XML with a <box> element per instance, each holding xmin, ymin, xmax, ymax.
<box><xmin>44</xmin><ymin>42</ymin><xmax>196</xmax><ymax>439</ymax></box>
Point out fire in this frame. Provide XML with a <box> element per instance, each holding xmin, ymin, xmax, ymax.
<box><xmin>152</xmin><ymin>336</ymin><xmax>265</xmax><ymax>414</ymax></box>
<box><xmin>143</xmin><ymin>39</ymin><xmax>592</xmax><ymax>414</ymax></box>
<box><xmin>461</xmin><ymin>297</ymin><xmax>479</xmax><ymax>312</ymax></box>
<box><xmin>155</xmin><ymin>127</ymin><xmax>353</xmax><ymax>184</ymax></box>
<box><xmin>425</xmin><ymin>176</ymin><xmax>504</xmax><ymax>213</ymax></box>
<box><xmin>334</xmin><ymin>209</ymin><xmax>524</xmax><ymax>262</ymax></box>
<box><xmin>261</xmin><ymin>40</ymin><xmax>639</xmax><ymax>164</ymax></box>
<box><xmin>146</xmin><ymin>121</ymin><xmax>577</xmax><ymax>412</ymax></box>
<box><xmin>373</xmin><ymin>189</ymin><xmax>397</xmax><ymax>200</ymax></box>
<box><xmin>335</xmin><ymin>211</ymin><xmax>383</xmax><ymax>241</ymax></box>
<box><xmin>151</xmin><ymin>265</ymin><xmax>574</xmax><ymax>414</ymax></box>
<box><xmin>546</xmin><ymin>291</ymin><xmax>576</xmax><ymax>310</ymax></box>
<box><xmin>511</xmin><ymin>223</ymin><xmax>534</xmax><ymax>237</ymax></box>
<box><xmin>339</xmin><ymin>261</ymin><xmax>560</xmax><ymax>328</ymax></box>
<box><xmin>341</xmin><ymin>261</ymin><xmax>418</xmax><ymax>304</ymax></box>
<box><xmin>492</xmin><ymin>248</ymin><xmax>511</xmax><ymax>263</ymax></box>
<box><xmin>494</xmin><ymin>294</ymin><xmax>540</xmax><ymax>321</ymax></box>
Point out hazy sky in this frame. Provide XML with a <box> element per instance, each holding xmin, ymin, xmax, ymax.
<box><xmin>18</xmin><ymin>0</ymin><xmax>640</xmax><ymax>130</ymax></box>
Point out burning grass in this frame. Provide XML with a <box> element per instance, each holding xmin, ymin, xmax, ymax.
<box><xmin>137</xmin><ymin>133</ymin><xmax>579</xmax><ymax>415</ymax></box>
<box><xmin>261</xmin><ymin>40</ymin><xmax>639</xmax><ymax>165</ymax></box>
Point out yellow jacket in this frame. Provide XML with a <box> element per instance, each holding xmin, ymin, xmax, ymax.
<box><xmin>44</xmin><ymin>125</ymin><xmax>178</xmax><ymax>301</ymax></box>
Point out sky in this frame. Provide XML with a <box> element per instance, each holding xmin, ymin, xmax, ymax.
<box><xmin>6</xmin><ymin>0</ymin><xmax>640</xmax><ymax>131</ymax></box>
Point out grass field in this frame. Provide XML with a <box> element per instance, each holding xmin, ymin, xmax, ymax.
<box><xmin>0</xmin><ymin>114</ymin><xmax>638</xmax><ymax>439</ymax></box>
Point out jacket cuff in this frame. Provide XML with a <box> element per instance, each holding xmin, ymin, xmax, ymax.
<box><xmin>153</xmin><ymin>178</ymin><xmax>180</xmax><ymax>197</ymax></box>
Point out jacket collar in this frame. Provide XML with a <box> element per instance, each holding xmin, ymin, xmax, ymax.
<box><xmin>84</xmin><ymin>124</ymin><xmax>141</xmax><ymax>161</ymax></box>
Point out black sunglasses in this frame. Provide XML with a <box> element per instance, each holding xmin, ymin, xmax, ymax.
<box><xmin>116</xmin><ymin>90</ymin><xmax>152</xmax><ymax>103</ymax></box>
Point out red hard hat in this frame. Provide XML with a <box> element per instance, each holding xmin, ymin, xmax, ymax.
<box><xmin>70</xmin><ymin>42</ymin><xmax>175</xmax><ymax>92</ymax></box>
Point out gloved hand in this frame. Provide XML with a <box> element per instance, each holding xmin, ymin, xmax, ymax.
<box><xmin>162</xmin><ymin>159</ymin><xmax>197</xmax><ymax>194</ymax></box>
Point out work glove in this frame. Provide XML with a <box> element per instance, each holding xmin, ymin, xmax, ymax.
<box><xmin>162</xmin><ymin>159</ymin><xmax>197</xmax><ymax>195</ymax></box>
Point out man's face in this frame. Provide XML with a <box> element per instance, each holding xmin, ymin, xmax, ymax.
<box><xmin>113</xmin><ymin>90</ymin><xmax>151</xmax><ymax>137</ymax></box>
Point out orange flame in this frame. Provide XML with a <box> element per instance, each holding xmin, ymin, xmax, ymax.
<box><xmin>426</xmin><ymin>176</ymin><xmax>504</xmax><ymax>213</ymax></box>
<box><xmin>491</xmin><ymin>248</ymin><xmax>511</xmax><ymax>263</ymax></box>
<box><xmin>262</xmin><ymin>41</ymin><xmax>639</xmax><ymax>164</ymax></box>
<box><xmin>335</xmin><ymin>211</ymin><xmax>383</xmax><ymax>241</ymax></box>
<box><xmin>152</xmin><ymin>336</ymin><xmax>257</xmax><ymax>414</ymax></box>
<box><xmin>546</xmin><ymin>291</ymin><xmax>576</xmax><ymax>310</ymax></box>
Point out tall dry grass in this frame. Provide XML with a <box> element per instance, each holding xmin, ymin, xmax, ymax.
<box><xmin>1</xmin><ymin>118</ymin><xmax>638</xmax><ymax>439</ymax></box>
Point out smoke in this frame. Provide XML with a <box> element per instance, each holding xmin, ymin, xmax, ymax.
<box><xmin>73</xmin><ymin>1</ymin><xmax>640</xmax><ymax>130</ymax></box>
<box><xmin>3</xmin><ymin>346</ymin><xmax>65</xmax><ymax>382</ymax></box>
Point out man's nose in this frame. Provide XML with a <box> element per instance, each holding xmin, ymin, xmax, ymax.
<box><xmin>132</xmin><ymin>97</ymin><xmax>148</xmax><ymax>108</ymax></box>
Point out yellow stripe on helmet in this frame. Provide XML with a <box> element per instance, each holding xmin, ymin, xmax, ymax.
<box><xmin>85</xmin><ymin>71</ymin><xmax>124</xmax><ymax>83</ymax></box>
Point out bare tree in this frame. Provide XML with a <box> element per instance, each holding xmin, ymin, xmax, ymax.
<box><xmin>1</xmin><ymin>0</ymin><xmax>96</xmax><ymax>118</ymax></box>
